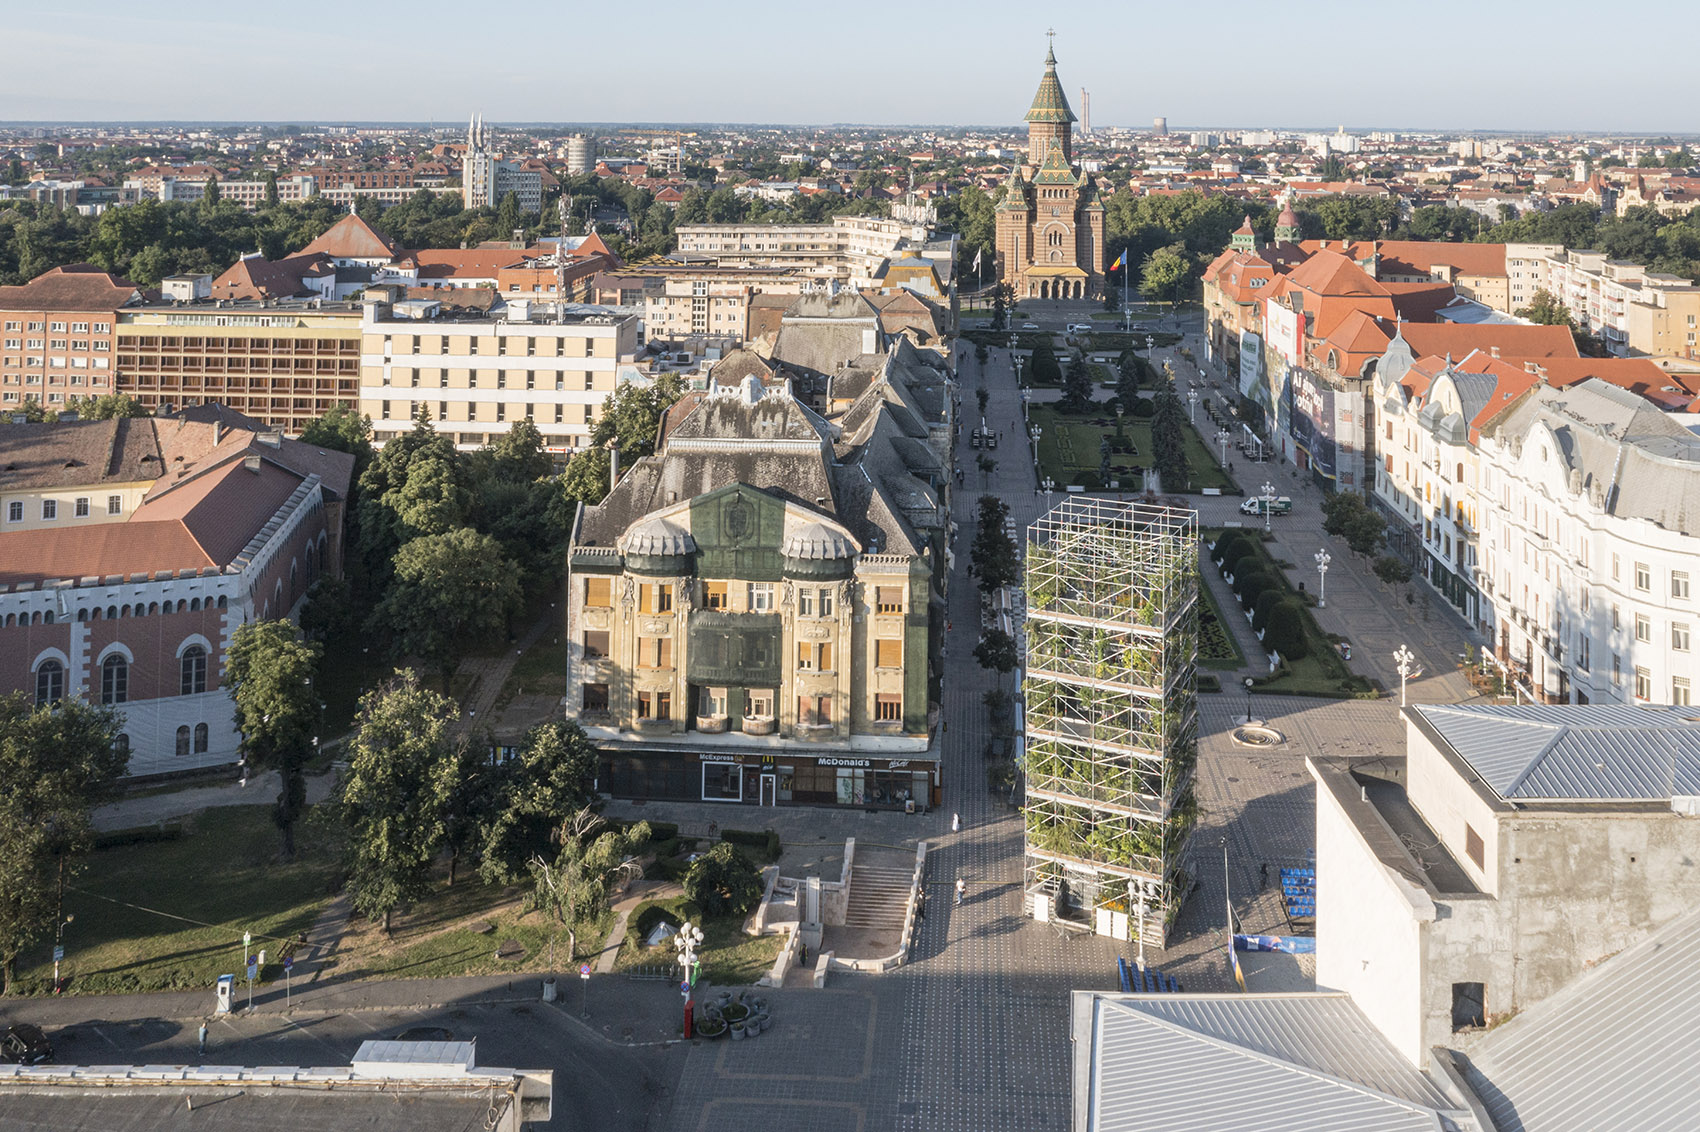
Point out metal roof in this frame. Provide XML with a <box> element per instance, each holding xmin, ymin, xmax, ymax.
<box><xmin>1461</xmin><ymin>905</ymin><xmax>1700</xmax><ymax>1132</ymax></box>
<box><xmin>1413</xmin><ymin>703</ymin><xmax>1700</xmax><ymax>802</ymax></box>
<box><xmin>1081</xmin><ymin>992</ymin><xmax>1475</xmax><ymax>1132</ymax></box>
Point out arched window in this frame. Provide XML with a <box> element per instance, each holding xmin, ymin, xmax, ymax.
<box><xmin>290</xmin><ymin>561</ymin><xmax>299</xmax><ymax>599</ymax></box>
<box><xmin>193</xmin><ymin>723</ymin><xmax>208</xmax><ymax>754</ymax></box>
<box><xmin>1456</xmin><ymin>462</ymin><xmax>1465</xmax><ymax>483</ymax></box>
<box><xmin>147</xmin><ymin>602</ymin><xmax>159</xmax><ymax>615</ymax></box>
<box><xmin>113</xmin><ymin>733</ymin><xmax>130</xmax><ymax>756</ymax></box>
<box><xmin>35</xmin><ymin>660</ymin><xmax>64</xmax><ymax>706</ymax></box>
<box><xmin>175</xmin><ymin>726</ymin><xmax>191</xmax><ymax>757</ymax></box>
<box><xmin>120</xmin><ymin>605</ymin><xmax>130</xmax><ymax>618</ymax></box>
<box><xmin>216</xmin><ymin>595</ymin><xmax>228</xmax><ymax>609</ymax></box>
<box><xmin>181</xmin><ymin>646</ymin><xmax>207</xmax><ymax>695</ymax></box>
<box><xmin>177</xmin><ymin>599</ymin><xmax>187</xmax><ymax>613</ymax></box>
<box><xmin>190</xmin><ymin>597</ymin><xmax>201</xmax><ymax>612</ymax></box>
<box><xmin>77</xmin><ymin>609</ymin><xmax>88</xmax><ymax>622</ymax></box>
<box><xmin>43</xmin><ymin>610</ymin><xmax>54</xmax><ymax>624</ymax></box>
<box><xmin>102</xmin><ymin>654</ymin><xmax>128</xmax><ymax>705</ymax></box>
<box><xmin>1048</xmin><ymin>230</ymin><xmax>1063</xmax><ymax>248</ymax></box>
<box><xmin>107</xmin><ymin>605</ymin><xmax>117</xmax><ymax>620</ymax></box>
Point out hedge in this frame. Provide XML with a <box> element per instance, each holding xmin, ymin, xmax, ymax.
<box><xmin>721</xmin><ymin>828</ymin><xmax>782</xmax><ymax>862</ymax></box>
<box><xmin>93</xmin><ymin>823</ymin><xmax>184</xmax><ymax>851</ymax></box>
<box><xmin>627</xmin><ymin>896</ymin><xmax>704</xmax><ymax>949</ymax></box>
<box><xmin>1267</xmin><ymin>600</ymin><xmax>1309</xmax><ymax>659</ymax></box>
<box><xmin>1252</xmin><ymin>590</ymin><xmax>1283</xmax><ymax>633</ymax></box>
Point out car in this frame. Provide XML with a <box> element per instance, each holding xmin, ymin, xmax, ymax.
<box><xmin>1021</xmin><ymin>322</ymin><xmax>1039</xmax><ymax>330</ymax></box>
<box><xmin>1066</xmin><ymin>323</ymin><xmax>1093</xmax><ymax>334</ymax></box>
<box><xmin>969</xmin><ymin>430</ymin><xmax>982</xmax><ymax>448</ymax></box>
<box><xmin>1238</xmin><ymin>496</ymin><xmax>1293</xmax><ymax>516</ymax></box>
<box><xmin>985</xmin><ymin>430</ymin><xmax>999</xmax><ymax>449</ymax></box>
<box><xmin>1</xmin><ymin>1024</ymin><xmax>53</xmax><ymax>1065</ymax></box>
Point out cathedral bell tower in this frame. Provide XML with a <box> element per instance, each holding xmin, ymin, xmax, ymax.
<box><xmin>1024</xmin><ymin>40</ymin><xmax>1076</xmax><ymax>166</ymax></box>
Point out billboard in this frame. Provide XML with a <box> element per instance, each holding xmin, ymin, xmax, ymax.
<box><xmin>1238</xmin><ymin>329</ymin><xmax>1264</xmax><ymax>401</ymax></box>
<box><xmin>1262</xmin><ymin>299</ymin><xmax>1303</xmax><ymax>368</ymax></box>
<box><xmin>1285</xmin><ymin>368</ymin><xmax>1338</xmax><ymax>482</ymax></box>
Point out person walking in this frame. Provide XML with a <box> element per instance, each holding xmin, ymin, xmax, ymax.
<box><xmin>952</xmin><ymin>812</ymin><xmax>961</xmax><ymax>833</ymax></box>
<box><xmin>198</xmin><ymin>1022</ymin><xmax>208</xmax><ymax>1057</ymax></box>
<box><xmin>955</xmin><ymin>877</ymin><xmax>966</xmax><ymax>906</ymax></box>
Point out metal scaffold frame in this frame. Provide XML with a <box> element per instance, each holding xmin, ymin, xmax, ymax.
<box><xmin>1021</xmin><ymin>497</ymin><xmax>1199</xmax><ymax>946</ymax></box>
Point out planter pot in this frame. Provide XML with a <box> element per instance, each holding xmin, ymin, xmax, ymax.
<box><xmin>715</xmin><ymin>992</ymin><xmax>732</xmax><ymax>1008</ymax></box>
<box><xmin>742</xmin><ymin>716</ymin><xmax>777</xmax><ymax>736</ymax></box>
<box><xmin>755</xmin><ymin>1013</ymin><xmax>771</xmax><ymax>1033</ymax></box>
<box><xmin>695</xmin><ymin>715</ymin><xmax>729</xmax><ymax>734</ymax></box>
<box><xmin>730</xmin><ymin>1020</ymin><xmax>747</xmax><ymax>1040</ymax></box>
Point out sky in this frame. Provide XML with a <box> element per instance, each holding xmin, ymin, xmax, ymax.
<box><xmin>4</xmin><ymin>0</ymin><xmax>1697</xmax><ymax>134</ymax></box>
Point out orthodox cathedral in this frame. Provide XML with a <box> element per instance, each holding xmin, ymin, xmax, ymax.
<box><xmin>994</xmin><ymin>42</ymin><xmax>1106</xmax><ymax>300</ymax></box>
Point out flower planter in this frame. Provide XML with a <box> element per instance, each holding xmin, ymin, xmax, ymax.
<box><xmin>695</xmin><ymin>715</ymin><xmax>729</xmax><ymax>734</ymax></box>
<box><xmin>730</xmin><ymin>1020</ymin><xmax>747</xmax><ymax>1040</ymax></box>
<box><xmin>742</xmin><ymin>716</ymin><xmax>776</xmax><ymax>736</ymax></box>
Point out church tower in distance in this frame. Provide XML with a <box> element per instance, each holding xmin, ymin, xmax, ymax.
<box><xmin>995</xmin><ymin>41</ymin><xmax>1105</xmax><ymax>302</ymax></box>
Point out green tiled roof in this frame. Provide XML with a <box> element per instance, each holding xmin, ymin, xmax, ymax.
<box><xmin>1024</xmin><ymin>46</ymin><xmax>1077</xmax><ymax>125</ymax></box>
<box><xmin>1032</xmin><ymin>145</ymin><xmax>1078</xmax><ymax>185</ymax></box>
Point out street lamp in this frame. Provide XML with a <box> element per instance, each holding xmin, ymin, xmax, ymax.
<box><xmin>1216</xmin><ymin>427</ymin><xmax>1230</xmax><ymax>468</ymax></box>
<box><xmin>675</xmin><ymin>920</ymin><xmax>705</xmax><ymax>1034</ymax></box>
<box><xmin>1013</xmin><ymin>352</ymin><xmax>1024</xmax><ymax>389</ymax></box>
<box><xmin>1041</xmin><ymin>476</ymin><xmax>1055</xmax><ymax>509</ymax></box>
<box><xmin>1394</xmin><ymin>645</ymin><xmax>1415</xmax><ymax>707</ymax></box>
<box><xmin>1187</xmin><ymin>389</ymin><xmax>1199</xmax><ymax>424</ymax></box>
<box><xmin>1261</xmin><ymin>480</ymin><xmax>1275</xmax><ymax>532</ymax></box>
<box><xmin>1243</xmin><ymin>676</ymin><xmax>1255</xmax><ymax>725</ymax></box>
<box><xmin>1145</xmin><ymin>333</ymin><xmax>1154</xmax><ymax>353</ymax></box>
<box><xmin>1314</xmin><ymin>548</ymin><xmax>1331</xmax><ymax>608</ymax></box>
<box><xmin>1030</xmin><ymin>424</ymin><xmax>1042</xmax><ymax>468</ymax></box>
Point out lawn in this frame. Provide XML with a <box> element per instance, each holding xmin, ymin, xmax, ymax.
<box><xmin>1030</xmin><ymin>404</ymin><xmax>1235</xmax><ymax>494</ymax></box>
<box><xmin>24</xmin><ymin>805</ymin><xmax>346</xmax><ymax>996</ymax></box>
<box><xmin>616</xmin><ymin>913</ymin><xmax>784</xmax><ymax>987</ymax></box>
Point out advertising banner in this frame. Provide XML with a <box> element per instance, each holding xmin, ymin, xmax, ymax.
<box><xmin>1238</xmin><ymin>329</ymin><xmax>1263</xmax><ymax>400</ymax></box>
<box><xmin>1287</xmin><ymin>368</ymin><xmax>1338</xmax><ymax>482</ymax></box>
<box><xmin>1262</xmin><ymin>299</ymin><xmax>1303</xmax><ymax>367</ymax></box>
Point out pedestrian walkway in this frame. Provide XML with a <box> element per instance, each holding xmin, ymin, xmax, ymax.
<box><xmin>92</xmin><ymin>768</ymin><xmax>338</xmax><ymax>832</ymax></box>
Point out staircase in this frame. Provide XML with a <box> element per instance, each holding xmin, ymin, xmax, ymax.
<box><xmin>842</xmin><ymin>863</ymin><xmax>915</xmax><ymax>932</ymax></box>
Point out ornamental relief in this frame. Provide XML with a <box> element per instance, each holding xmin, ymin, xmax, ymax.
<box><xmin>640</xmin><ymin>617</ymin><xmax>673</xmax><ymax>636</ymax></box>
<box><xmin>583</xmin><ymin>607</ymin><xmax>611</xmax><ymax>630</ymax></box>
<box><xmin>798</xmin><ymin>622</ymin><xmax>833</xmax><ymax>641</ymax></box>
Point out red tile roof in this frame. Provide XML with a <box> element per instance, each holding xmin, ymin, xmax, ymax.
<box><xmin>1397</xmin><ymin>323</ymin><xmax>1579</xmax><ymax>361</ymax></box>
<box><xmin>295</xmin><ymin>213</ymin><xmax>402</xmax><ymax>261</ymax></box>
<box><xmin>0</xmin><ymin>264</ymin><xmax>139</xmax><ymax>313</ymax></box>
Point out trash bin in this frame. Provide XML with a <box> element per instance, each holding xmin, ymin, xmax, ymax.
<box><xmin>541</xmin><ymin>977</ymin><xmax>558</xmax><ymax>1003</ymax></box>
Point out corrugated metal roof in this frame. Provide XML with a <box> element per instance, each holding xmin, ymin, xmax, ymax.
<box><xmin>1413</xmin><ymin>704</ymin><xmax>1700</xmax><ymax>802</ymax></box>
<box><xmin>1462</xmin><ymin>906</ymin><xmax>1700</xmax><ymax>1132</ymax></box>
<box><xmin>1086</xmin><ymin>993</ymin><xmax>1472</xmax><ymax>1132</ymax></box>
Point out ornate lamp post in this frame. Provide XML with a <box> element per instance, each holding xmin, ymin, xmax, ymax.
<box><xmin>1030</xmin><ymin>424</ymin><xmax>1043</xmax><ymax>468</ymax></box>
<box><xmin>1314</xmin><ymin>548</ymin><xmax>1331</xmax><ymax>608</ymax></box>
<box><xmin>1041</xmin><ymin>476</ymin><xmax>1055</xmax><ymax>509</ymax></box>
<box><xmin>675</xmin><ymin>920</ymin><xmax>705</xmax><ymax>1035</ymax></box>
<box><xmin>1394</xmin><ymin>645</ymin><xmax>1415</xmax><ymax>707</ymax></box>
<box><xmin>1145</xmin><ymin>333</ymin><xmax>1154</xmax><ymax>353</ymax></box>
<box><xmin>1216</xmin><ymin>427</ymin><xmax>1231</xmax><ymax>468</ymax></box>
<box><xmin>1243</xmin><ymin>676</ymin><xmax>1255</xmax><ymax>725</ymax></box>
<box><xmin>1187</xmin><ymin>388</ymin><xmax>1199</xmax><ymax>424</ymax></box>
<box><xmin>1261</xmin><ymin>480</ymin><xmax>1275</xmax><ymax>532</ymax></box>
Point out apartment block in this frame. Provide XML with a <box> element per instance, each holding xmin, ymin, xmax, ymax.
<box><xmin>0</xmin><ymin>266</ymin><xmax>139</xmax><ymax>411</ymax></box>
<box><xmin>116</xmin><ymin>301</ymin><xmax>364</xmax><ymax>433</ymax></box>
<box><xmin>359</xmin><ymin>299</ymin><xmax>639</xmax><ymax>452</ymax></box>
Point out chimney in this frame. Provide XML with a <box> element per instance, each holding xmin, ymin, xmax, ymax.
<box><xmin>243</xmin><ymin>454</ymin><xmax>262</xmax><ymax>473</ymax></box>
<box><xmin>1490</xmin><ymin>346</ymin><xmax>1500</xmax><ymax>359</ymax></box>
<box><xmin>608</xmin><ymin>444</ymin><xmax>619</xmax><ymax>494</ymax></box>
<box><xmin>213</xmin><ymin>421</ymin><xmax>223</xmax><ymax>445</ymax></box>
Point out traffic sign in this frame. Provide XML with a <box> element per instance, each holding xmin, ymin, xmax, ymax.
<box><xmin>282</xmin><ymin>956</ymin><xmax>293</xmax><ymax>972</ymax></box>
<box><xmin>246</xmin><ymin>961</ymin><xmax>257</xmax><ymax>981</ymax></box>
<box><xmin>579</xmin><ymin>964</ymin><xmax>591</xmax><ymax>979</ymax></box>
<box><xmin>52</xmin><ymin>946</ymin><xmax>63</xmax><ymax>962</ymax></box>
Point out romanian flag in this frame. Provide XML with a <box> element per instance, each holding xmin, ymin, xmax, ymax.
<box><xmin>1111</xmin><ymin>249</ymin><xmax>1127</xmax><ymax>272</ymax></box>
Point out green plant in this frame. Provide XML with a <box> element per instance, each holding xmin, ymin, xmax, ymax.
<box><xmin>684</xmin><ymin>842</ymin><xmax>763</xmax><ymax>917</ymax></box>
<box><xmin>721</xmin><ymin>828</ymin><xmax>781</xmax><ymax>862</ymax></box>
<box><xmin>1266</xmin><ymin>600</ymin><xmax>1309</xmax><ymax>659</ymax></box>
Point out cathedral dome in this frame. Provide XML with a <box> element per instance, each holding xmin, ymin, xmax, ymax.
<box><xmin>1024</xmin><ymin>45</ymin><xmax>1077</xmax><ymax>125</ymax></box>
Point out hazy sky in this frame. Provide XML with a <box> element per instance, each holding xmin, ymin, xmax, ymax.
<box><xmin>5</xmin><ymin>0</ymin><xmax>1696</xmax><ymax>133</ymax></box>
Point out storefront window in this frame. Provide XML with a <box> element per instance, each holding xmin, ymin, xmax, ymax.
<box><xmin>702</xmin><ymin>763</ymin><xmax>741</xmax><ymax>801</ymax></box>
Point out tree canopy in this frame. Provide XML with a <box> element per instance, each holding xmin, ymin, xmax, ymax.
<box><xmin>372</xmin><ymin>527</ymin><xmax>522</xmax><ymax>690</ymax></box>
<box><xmin>225</xmin><ymin>619</ymin><xmax>323</xmax><ymax>858</ymax></box>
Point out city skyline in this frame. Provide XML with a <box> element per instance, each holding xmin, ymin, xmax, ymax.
<box><xmin>6</xmin><ymin>0</ymin><xmax>1697</xmax><ymax>133</ymax></box>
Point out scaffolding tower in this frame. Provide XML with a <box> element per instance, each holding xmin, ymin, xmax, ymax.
<box><xmin>1021</xmin><ymin>497</ymin><xmax>1199</xmax><ymax>946</ymax></box>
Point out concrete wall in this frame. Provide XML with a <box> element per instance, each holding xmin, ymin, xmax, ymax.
<box><xmin>1313</xmin><ymin>765</ymin><xmax>1434</xmax><ymax>1065</ymax></box>
<box><xmin>1405</xmin><ymin>718</ymin><xmax>1506</xmax><ymax>895</ymax></box>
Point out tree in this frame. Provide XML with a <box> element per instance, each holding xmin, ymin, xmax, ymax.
<box><xmin>1149</xmin><ymin>379</ymin><xmax>1188</xmax><ymax>491</ymax></box>
<box><xmin>64</xmin><ymin>393</ymin><xmax>147</xmax><ymax>419</ymax></box>
<box><xmin>299</xmin><ymin>404</ymin><xmax>374</xmax><ymax>479</ymax></box>
<box><xmin>487</xmin><ymin>418</ymin><xmax>552</xmax><ymax>484</ymax></box>
<box><xmin>1516</xmin><ymin>288</ymin><xmax>1576</xmax><ymax>327</ymax></box>
<box><xmin>1116</xmin><ymin>349</ymin><xmax>1142</xmax><ymax>408</ymax></box>
<box><xmin>263</xmin><ymin>172</ymin><xmax>280</xmax><ymax>209</ymax></box>
<box><xmin>974</xmin><ymin>628</ymin><xmax>1019</xmax><ymax>673</ymax></box>
<box><xmin>225</xmin><ymin>620</ymin><xmax>323</xmax><ymax>859</ymax></box>
<box><xmin>1061</xmin><ymin>351</ymin><xmax>1094</xmax><ymax>413</ymax></box>
<box><xmin>203</xmin><ymin>178</ymin><xmax>222</xmax><ymax>208</ymax></box>
<box><xmin>990</xmin><ymin>288</ymin><xmax>1007</xmax><ymax>331</ymax></box>
<box><xmin>480</xmin><ymin>720</ymin><xmax>601</xmax><ymax>884</ymax></box>
<box><xmin>373</xmin><ymin>528</ymin><xmax>522</xmax><ymax>690</ymax></box>
<box><xmin>590</xmin><ymin>372</ymin><xmax>684</xmax><ymax>467</ymax></box>
<box><xmin>1343</xmin><ymin>505</ymin><xmax>1387</xmax><ymax>559</ymax></box>
<box><xmin>1027</xmin><ymin>338</ymin><xmax>1061</xmax><ymax>384</ymax></box>
<box><xmin>1265</xmin><ymin>600</ymin><xmax>1309</xmax><ymax>659</ymax></box>
<box><xmin>976</xmin><ymin>388</ymin><xmax>990</xmax><ymax>419</ymax></box>
<box><xmin>0</xmin><ymin>694</ymin><xmax>125</xmax><ymax>992</ymax></box>
<box><xmin>496</xmin><ymin>191</ymin><xmax>522</xmax><ymax>236</ymax></box>
<box><xmin>971</xmin><ymin>495</ymin><xmax>1020</xmax><ymax>593</ymax></box>
<box><xmin>531</xmin><ymin>809</ymin><xmax>650</xmax><ymax>964</ymax></box>
<box><xmin>1374</xmin><ymin>555</ymin><xmax>1413</xmax><ymax>587</ymax></box>
<box><xmin>340</xmin><ymin>671</ymin><xmax>462</xmax><ymax>933</ymax></box>
<box><xmin>354</xmin><ymin>406</ymin><xmax>470</xmax><ymax>581</ymax></box>
<box><xmin>684</xmin><ymin>841</ymin><xmax>764</xmax><ymax>918</ymax></box>
<box><xmin>1139</xmin><ymin>244</ymin><xmax>1191</xmax><ymax>304</ymax></box>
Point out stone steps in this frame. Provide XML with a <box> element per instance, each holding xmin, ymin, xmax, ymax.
<box><xmin>843</xmin><ymin>865</ymin><xmax>915</xmax><ymax>929</ymax></box>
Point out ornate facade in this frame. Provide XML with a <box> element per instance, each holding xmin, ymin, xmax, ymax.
<box><xmin>995</xmin><ymin>44</ymin><xmax>1106</xmax><ymax>301</ymax></box>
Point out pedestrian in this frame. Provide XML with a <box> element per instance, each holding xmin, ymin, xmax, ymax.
<box><xmin>952</xmin><ymin>812</ymin><xmax>961</xmax><ymax>833</ymax></box>
<box><xmin>955</xmin><ymin>877</ymin><xmax>966</xmax><ymax>905</ymax></box>
<box><xmin>1259</xmin><ymin>862</ymin><xmax>1269</xmax><ymax>888</ymax></box>
<box><xmin>198</xmin><ymin>1022</ymin><xmax>207</xmax><ymax>1056</ymax></box>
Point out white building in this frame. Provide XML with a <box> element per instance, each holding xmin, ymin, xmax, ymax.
<box><xmin>674</xmin><ymin>214</ymin><xmax>946</xmax><ymax>288</ymax></box>
<box><xmin>460</xmin><ymin>114</ymin><xmax>544</xmax><ymax>214</ymax></box>
<box><xmin>359</xmin><ymin>298</ymin><xmax>639</xmax><ymax>453</ymax></box>
<box><xmin>1478</xmin><ymin>378</ymin><xmax>1700</xmax><ymax>705</ymax></box>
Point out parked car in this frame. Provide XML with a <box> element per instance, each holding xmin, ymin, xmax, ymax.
<box><xmin>970</xmin><ymin>429</ymin><xmax>982</xmax><ymax>448</ymax></box>
<box><xmin>984</xmin><ymin>430</ymin><xmax>999</xmax><ymax>449</ymax></box>
<box><xmin>1238</xmin><ymin>496</ymin><xmax>1293</xmax><ymax>516</ymax></box>
<box><xmin>1066</xmin><ymin>323</ymin><xmax>1093</xmax><ymax>334</ymax></box>
<box><xmin>1</xmin><ymin>1024</ymin><xmax>53</xmax><ymax>1065</ymax></box>
<box><xmin>1021</xmin><ymin>322</ymin><xmax>1039</xmax><ymax>330</ymax></box>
